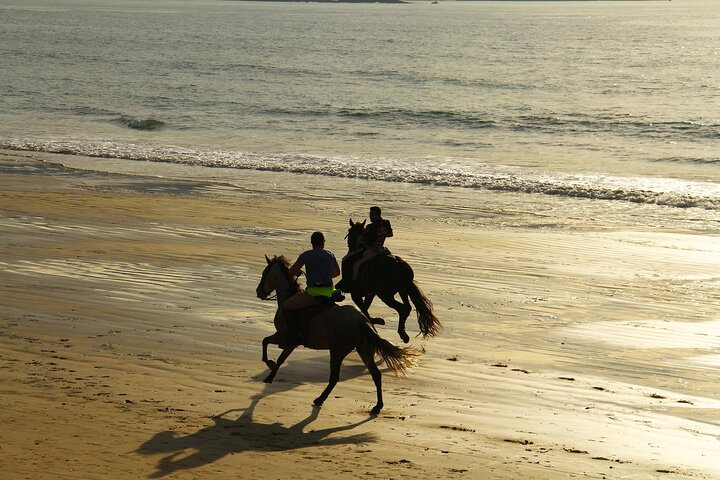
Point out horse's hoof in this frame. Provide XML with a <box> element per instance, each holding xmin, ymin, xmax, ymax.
<box><xmin>372</xmin><ymin>317</ymin><xmax>385</xmax><ymax>326</ymax></box>
<box><xmin>399</xmin><ymin>331</ymin><xmax>410</xmax><ymax>344</ymax></box>
<box><xmin>370</xmin><ymin>403</ymin><xmax>383</xmax><ymax>416</ymax></box>
<box><xmin>263</xmin><ymin>374</ymin><xmax>274</xmax><ymax>384</ymax></box>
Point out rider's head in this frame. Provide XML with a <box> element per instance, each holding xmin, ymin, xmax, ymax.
<box><xmin>369</xmin><ymin>206</ymin><xmax>382</xmax><ymax>222</ymax></box>
<box><xmin>310</xmin><ymin>231</ymin><xmax>325</xmax><ymax>249</ymax></box>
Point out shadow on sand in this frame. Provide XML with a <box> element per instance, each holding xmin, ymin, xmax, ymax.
<box><xmin>136</xmin><ymin>360</ymin><xmax>377</xmax><ymax>478</ymax></box>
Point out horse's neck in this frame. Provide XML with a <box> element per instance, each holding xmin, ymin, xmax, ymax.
<box><xmin>348</xmin><ymin>237</ymin><xmax>362</xmax><ymax>253</ymax></box>
<box><xmin>274</xmin><ymin>270</ymin><xmax>298</xmax><ymax>307</ymax></box>
<box><xmin>347</xmin><ymin>228</ymin><xmax>363</xmax><ymax>252</ymax></box>
<box><xmin>276</xmin><ymin>289</ymin><xmax>294</xmax><ymax>308</ymax></box>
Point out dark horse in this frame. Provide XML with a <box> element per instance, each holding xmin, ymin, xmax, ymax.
<box><xmin>256</xmin><ymin>255</ymin><xmax>419</xmax><ymax>415</ymax></box>
<box><xmin>344</xmin><ymin>219</ymin><xmax>442</xmax><ymax>344</ymax></box>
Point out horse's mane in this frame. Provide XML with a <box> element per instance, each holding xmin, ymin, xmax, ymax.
<box><xmin>275</xmin><ymin>255</ymin><xmax>291</xmax><ymax>268</ymax></box>
<box><xmin>273</xmin><ymin>255</ymin><xmax>300</xmax><ymax>292</ymax></box>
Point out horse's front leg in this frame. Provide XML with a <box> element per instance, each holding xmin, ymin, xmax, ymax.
<box><xmin>264</xmin><ymin>345</ymin><xmax>296</xmax><ymax>384</ymax></box>
<box><xmin>352</xmin><ymin>292</ymin><xmax>384</xmax><ymax>325</ymax></box>
<box><xmin>351</xmin><ymin>292</ymin><xmax>371</xmax><ymax>320</ymax></box>
<box><xmin>262</xmin><ymin>332</ymin><xmax>282</xmax><ymax>370</ymax></box>
<box><xmin>363</xmin><ymin>294</ymin><xmax>385</xmax><ymax>325</ymax></box>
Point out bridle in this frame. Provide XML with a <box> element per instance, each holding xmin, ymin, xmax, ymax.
<box><xmin>258</xmin><ymin>258</ymin><xmax>296</xmax><ymax>301</ymax></box>
<box><xmin>259</xmin><ymin>292</ymin><xmax>278</xmax><ymax>302</ymax></box>
<box><xmin>257</xmin><ymin>262</ymin><xmax>277</xmax><ymax>301</ymax></box>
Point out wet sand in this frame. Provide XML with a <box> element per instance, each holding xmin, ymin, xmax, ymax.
<box><xmin>2</xmin><ymin>152</ymin><xmax>720</xmax><ymax>479</ymax></box>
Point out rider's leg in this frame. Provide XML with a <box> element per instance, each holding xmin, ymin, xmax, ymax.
<box><xmin>336</xmin><ymin>249</ymin><xmax>362</xmax><ymax>292</ymax></box>
<box><xmin>352</xmin><ymin>248</ymin><xmax>379</xmax><ymax>283</ymax></box>
<box><xmin>282</xmin><ymin>292</ymin><xmax>318</xmax><ymax>346</ymax></box>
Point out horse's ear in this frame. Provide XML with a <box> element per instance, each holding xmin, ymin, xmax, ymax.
<box><xmin>265</xmin><ymin>255</ymin><xmax>271</xmax><ymax>264</ymax></box>
<box><xmin>361</xmin><ymin>220</ymin><xmax>366</xmax><ymax>227</ymax></box>
<box><xmin>349</xmin><ymin>218</ymin><xmax>354</xmax><ymax>226</ymax></box>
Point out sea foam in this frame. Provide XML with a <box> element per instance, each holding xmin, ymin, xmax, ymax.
<box><xmin>2</xmin><ymin>138</ymin><xmax>719</xmax><ymax>212</ymax></box>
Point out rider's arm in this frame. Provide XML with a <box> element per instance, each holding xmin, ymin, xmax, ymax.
<box><xmin>289</xmin><ymin>259</ymin><xmax>303</xmax><ymax>277</ymax></box>
<box><xmin>385</xmin><ymin>220</ymin><xmax>393</xmax><ymax>238</ymax></box>
<box><xmin>331</xmin><ymin>260</ymin><xmax>340</xmax><ymax>278</ymax></box>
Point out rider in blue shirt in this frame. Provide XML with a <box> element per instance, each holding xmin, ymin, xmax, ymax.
<box><xmin>283</xmin><ymin>231</ymin><xmax>340</xmax><ymax>345</ymax></box>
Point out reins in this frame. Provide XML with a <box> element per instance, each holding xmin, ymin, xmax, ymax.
<box><xmin>259</xmin><ymin>285</ymin><xmax>294</xmax><ymax>302</ymax></box>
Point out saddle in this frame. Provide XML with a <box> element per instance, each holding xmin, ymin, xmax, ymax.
<box><xmin>316</xmin><ymin>290</ymin><xmax>346</xmax><ymax>306</ymax></box>
<box><xmin>336</xmin><ymin>250</ymin><xmax>401</xmax><ymax>294</ymax></box>
<box><xmin>283</xmin><ymin>293</ymin><xmax>344</xmax><ymax>347</ymax></box>
<box><xmin>291</xmin><ymin>292</ymin><xmax>344</xmax><ymax>320</ymax></box>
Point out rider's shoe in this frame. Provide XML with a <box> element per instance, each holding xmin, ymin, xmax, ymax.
<box><xmin>335</xmin><ymin>279</ymin><xmax>352</xmax><ymax>292</ymax></box>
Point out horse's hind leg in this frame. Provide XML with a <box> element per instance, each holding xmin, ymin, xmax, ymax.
<box><xmin>313</xmin><ymin>348</ymin><xmax>349</xmax><ymax>408</ymax></box>
<box><xmin>358</xmin><ymin>343</ymin><xmax>383</xmax><ymax>415</ymax></box>
<box><xmin>398</xmin><ymin>290</ymin><xmax>412</xmax><ymax>340</ymax></box>
<box><xmin>379</xmin><ymin>291</ymin><xmax>412</xmax><ymax>344</ymax></box>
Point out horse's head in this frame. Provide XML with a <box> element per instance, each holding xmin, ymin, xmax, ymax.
<box><xmin>256</xmin><ymin>255</ymin><xmax>296</xmax><ymax>300</ymax></box>
<box><xmin>345</xmin><ymin>218</ymin><xmax>366</xmax><ymax>252</ymax></box>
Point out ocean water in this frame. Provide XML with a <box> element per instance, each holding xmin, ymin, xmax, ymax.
<box><xmin>1</xmin><ymin>0</ymin><xmax>719</xmax><ymax>228</ymax></box>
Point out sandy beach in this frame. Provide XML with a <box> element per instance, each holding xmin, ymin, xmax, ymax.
<box><xmin>2</xmin><ymin>152</ymin><xmax>720</xmax><ymax>480</ymax></box>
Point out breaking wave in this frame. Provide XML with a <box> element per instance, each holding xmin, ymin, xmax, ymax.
<box><xmin>113</xmin><ymin>117</ymin><xmax>166</xmax><ymax>131</ymax></box>
<box><xmin>2</xmin><ymin>138</ymin><xmax>719</xmax><ymax>211</ymax></box>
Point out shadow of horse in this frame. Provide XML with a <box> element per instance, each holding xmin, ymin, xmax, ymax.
<box><xmin>136</xmin><ymin>360</ymin><xmax>377</xmax><ymax>478</ymax></box>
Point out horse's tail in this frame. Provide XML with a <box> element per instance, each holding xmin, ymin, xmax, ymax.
<box><xmin>408</xmin><ymin>280</ymin><xmax>442</xmax><ymax>339</ymax></box>
<box><xmin>362</xmin><ymin>322</ymin><xmax>420</xmax><ymax>375</ymax></box>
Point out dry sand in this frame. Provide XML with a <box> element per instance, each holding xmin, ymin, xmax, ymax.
<box><xmin>2</xmin><ymin>152</ymin><xmax>720</xmax><ymax>479</ymax></box>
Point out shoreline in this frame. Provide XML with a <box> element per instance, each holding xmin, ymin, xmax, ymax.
<box><xmin>2</xmin><ymin>153</ymin><xmax>719</xmax><ymax>479</ymax></box>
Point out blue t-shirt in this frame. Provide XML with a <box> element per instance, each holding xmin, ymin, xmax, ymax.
<box><xmin>299</xmin><ymin>248</ymin><xmax>337</xmax><ymax>287</ymax></box>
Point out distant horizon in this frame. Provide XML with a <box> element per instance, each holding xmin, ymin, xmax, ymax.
<box><xmin>221</xmin><ymin>0</ymin><xmax>673</xmax><ymax>5</ymax></box>
<box><xmin>227</xmin><ymin>0</ymin><xmax>669</xmax><ymax>2</ymax></box>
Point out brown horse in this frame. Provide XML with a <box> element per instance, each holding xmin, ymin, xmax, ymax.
<box><xmin>342</xmin><ymin>219</ymin><xmax>442</xmax><ymax>344</ymax></box>
<box><xmin>255</xmin><ymin>255</ymin><xmax>419</xmax><ymax>415</ymax></box>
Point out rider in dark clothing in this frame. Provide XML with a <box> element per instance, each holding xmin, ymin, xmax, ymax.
<box><xmin>336</xmin><ymin>206</ymin><xmax>393</xmax><ymax>292</ymax></box>
<box><xmin>363</xmin><ymin>210</ymin><xmax>393</xmax><ymax>250</ymax></box>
